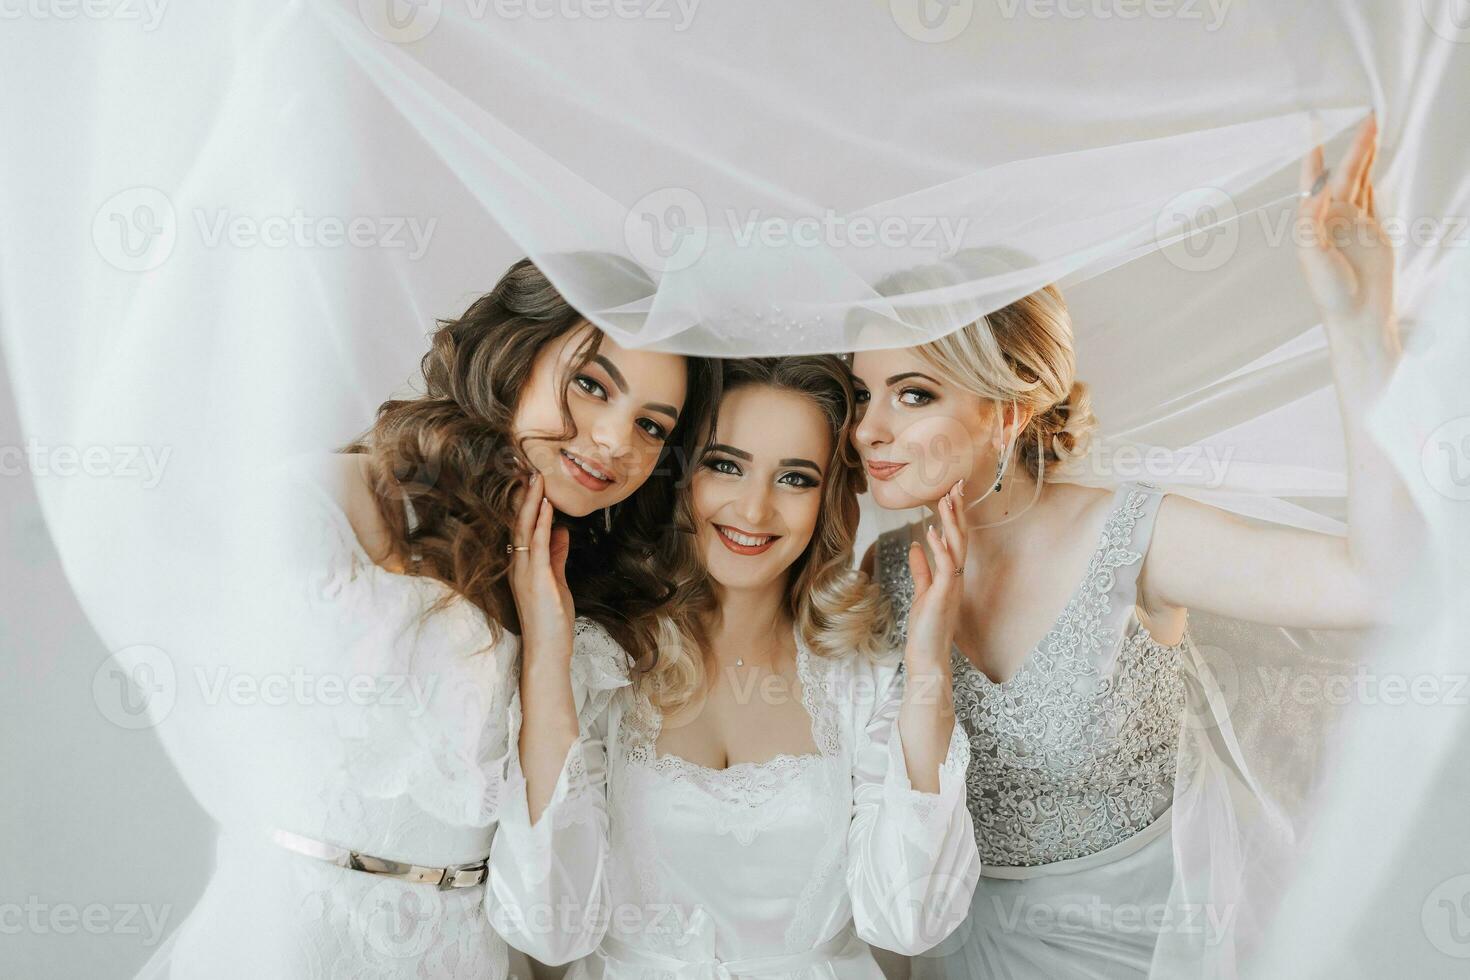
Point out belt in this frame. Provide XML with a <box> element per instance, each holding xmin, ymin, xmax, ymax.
<box><xmin>599</xmin><ymin>925</ymin><xmax>856</xmax><ymax>979</ymax></box>
<box><xmin>270</xmin><ymin>828</ymin><xmax>489</xmax><ymax>890</ymax></box>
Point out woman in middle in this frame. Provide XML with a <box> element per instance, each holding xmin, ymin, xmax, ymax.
<box><xmin>492</xmin><ymin>355</ymin><xmax>983</xmax><ymax>977</ymax></box>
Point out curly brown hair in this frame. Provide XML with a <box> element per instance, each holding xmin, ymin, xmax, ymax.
<box><xmin>345</xmin><ymin>257</ymin><xmax>720</xmax><ymax>656</ymax></box>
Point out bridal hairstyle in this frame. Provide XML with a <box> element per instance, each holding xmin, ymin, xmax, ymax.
<box><xmin>876</xmin><ymin>250</ymin><xmax>1099</xmax><ymax>477</ymax></box>
<box><xmin>346</xmin><ymin>256</ymin><xmax>720</xmax><ymax>652</ymax></box>
<box><xmin>636</xmin><ymin>356</ymin><xmax>892</xmax><ymax>714</ymax></box>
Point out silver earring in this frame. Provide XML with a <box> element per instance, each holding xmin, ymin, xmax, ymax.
<box><xmin>603</xmin><ymin>506</ymin><xmax>613</xmax><ymax>533</ymax></box>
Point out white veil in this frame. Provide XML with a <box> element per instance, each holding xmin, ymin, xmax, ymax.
<box><xmin>2</xmin><ymin>1</ymin><xmax>1466</xmax><ymax>976</ymax></box>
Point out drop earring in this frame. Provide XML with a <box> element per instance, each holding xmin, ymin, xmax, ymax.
<box><xmin>992</xmin><ymin>436</ymin><xmax>1013</xmax><ymax>493</ymax></box>
<box><xmin>603</xmin><ymin>506</ymin><xmax>613</xmax><ymax>533</ymax></box>
<box><xmin>992</xmin><ymin>403</ymin><xmax>1018</xmax><ymax>493</ymax></box>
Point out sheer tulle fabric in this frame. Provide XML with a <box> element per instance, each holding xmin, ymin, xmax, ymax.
<box><xmin>1</xmin><ymin>3</ymin><xmax>1466</xmax><ymax>977</ymax></box>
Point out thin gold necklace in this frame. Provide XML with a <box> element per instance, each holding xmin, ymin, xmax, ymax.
<box><xmin>732</xmin><ymin>623</ymin><xmax>788</xmax><ymax>669</ymax></box>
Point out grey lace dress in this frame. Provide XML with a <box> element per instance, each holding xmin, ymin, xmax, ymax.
<box><xmin>878</xmin><ymin>482</ymin><xmax>1194</xmax><ymax>980</ymax></box>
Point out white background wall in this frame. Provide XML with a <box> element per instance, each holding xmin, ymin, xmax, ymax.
<box><xmin>1</xmin><ymin>345</ymin><xmax>213</xmax><ymax>979</ymax></box>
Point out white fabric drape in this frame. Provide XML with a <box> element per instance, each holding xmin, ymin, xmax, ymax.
<box><xmin>2</xmin><ymin>3</ymin><xmax>1466</xmax><ymax>977</ymax></box>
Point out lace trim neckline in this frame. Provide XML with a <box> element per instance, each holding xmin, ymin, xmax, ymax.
<box><xmin>635</xmin><ymin>626</ymin><xmax>828</xmax><ymax>780</ymax></box>
<box><xmin>647</xmin><ymin>749</ymin><xmax>824</xmax><ymax>782</ymax></box>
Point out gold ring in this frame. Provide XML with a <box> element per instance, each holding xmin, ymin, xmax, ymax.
<box><xmin>953</xmin><ymin>566</ymin><xmax>964</xmax><ymax>576</ymax></box>
<box><xmin>1301</xmin><ymin>168</ymin><xmax>1331</xmax><ymax>199</ymax></box>
<box><xmin>506</xmin><ymin>544</ymin><xmax>530</xmax><ymax>554</ymax></box>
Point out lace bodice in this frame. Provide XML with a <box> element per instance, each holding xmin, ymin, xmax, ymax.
<box><xmin>876</xmin><ymin>482</ymin><xmax>1189</xmax><ymax>869</ymax></box>
<box><xmin>609</xmin><ymin>635</ymin><xmax>856</xmax><ymax>955</ymax></box>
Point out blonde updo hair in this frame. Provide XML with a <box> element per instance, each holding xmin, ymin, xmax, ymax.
<box><xmin>874</xmin><ymin>250</ymin><xmax>1098</xmax><ymax>477</ymax></box>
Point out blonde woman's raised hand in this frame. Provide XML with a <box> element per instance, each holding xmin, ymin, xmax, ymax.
<box><xmin>1297</xmin><ymin>115</ymin><xmax>1401</xmax><ymax>355</ymax></box>
<box><xmin>904</xmin><ymin>479</ymin><xmax>968</xmax><ymax>671</ymax></box>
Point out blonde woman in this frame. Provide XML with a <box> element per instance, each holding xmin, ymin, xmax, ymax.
<box><xmin>850</xmin><ymin>121</ymin><xmax>1417</xmax><ymax>977</ymax></box>
<box><xmin>500</xmin><ymin>356</ymin><xmax>982</xmax><ymax>977</ymax></box>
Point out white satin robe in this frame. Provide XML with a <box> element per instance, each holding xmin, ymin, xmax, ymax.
<box><xmin>487</xmin><ymin>619</ymin><xmax>982</xmax><ymax>978</ymax></box>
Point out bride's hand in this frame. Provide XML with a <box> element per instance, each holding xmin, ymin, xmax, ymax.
<box><xmin>508</xmin><ymin>471</ymin><xmax>574</xmax><ymax>661</ymax></box>
<box><xmin>904</xmin><ymin>480</ymin><xmax>968</xmax><ymax>672</ymax></box>
<box><xmin>1297</xmin><ymin>115</ymin><xmax>1400</xmax><ymax>355</ymax></box>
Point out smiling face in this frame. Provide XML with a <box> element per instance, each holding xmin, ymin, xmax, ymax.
<box><xmin>849</xmin><ymin>345</ymin><xmax>1005</xmax><ymax>509</ymax></box>
<box><xmin>512</xmin><ymin>325</ymin><xmax>688</xmax><ymax>517</ymax></box>
<box><xmin>691</xmin><ymin>384</ymin><xmax>832</xmax><ymax>592</ymax></box>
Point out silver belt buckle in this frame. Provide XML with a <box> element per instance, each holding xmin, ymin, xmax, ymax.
<box><xmin>271</xmin><ymin>828</ymin><xmax>490</xmax><ymax>891</ymax></box>
<box><xmin>438</xmin><ymin>861</ymin><xmax>488</xmax><ymax>891</ymax></box>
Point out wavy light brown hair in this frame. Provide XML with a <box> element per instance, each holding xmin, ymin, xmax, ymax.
<box><xmin>345</xmin><ymin>257</ymin><xmax>719</xmax><ymax>654</ymax></box>
<box><xmin>635</xmin><ymin>356</ymin><xmax>892</xmax><ymax>715</ymax></box>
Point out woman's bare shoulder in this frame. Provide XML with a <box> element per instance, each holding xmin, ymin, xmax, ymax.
<box><xmin>298</xmin><ymin>452</ymin><xmax>393</xmax><ymax>564</ymax></box>
<box><xmin>1042</xmin><ymin>481</ymin><xmax>1117</xmax><ymax>528</ymax></box>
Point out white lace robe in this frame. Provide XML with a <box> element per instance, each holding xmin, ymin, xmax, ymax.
<box><xmin>489</xmin><ymin>619</ymin><xmax>982</xmax><ymax>978</ymax></box>
<box><xmin>156</xmin><ymin>467</ymin><xmax>611</xmax><ymax>979</ymax></box>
